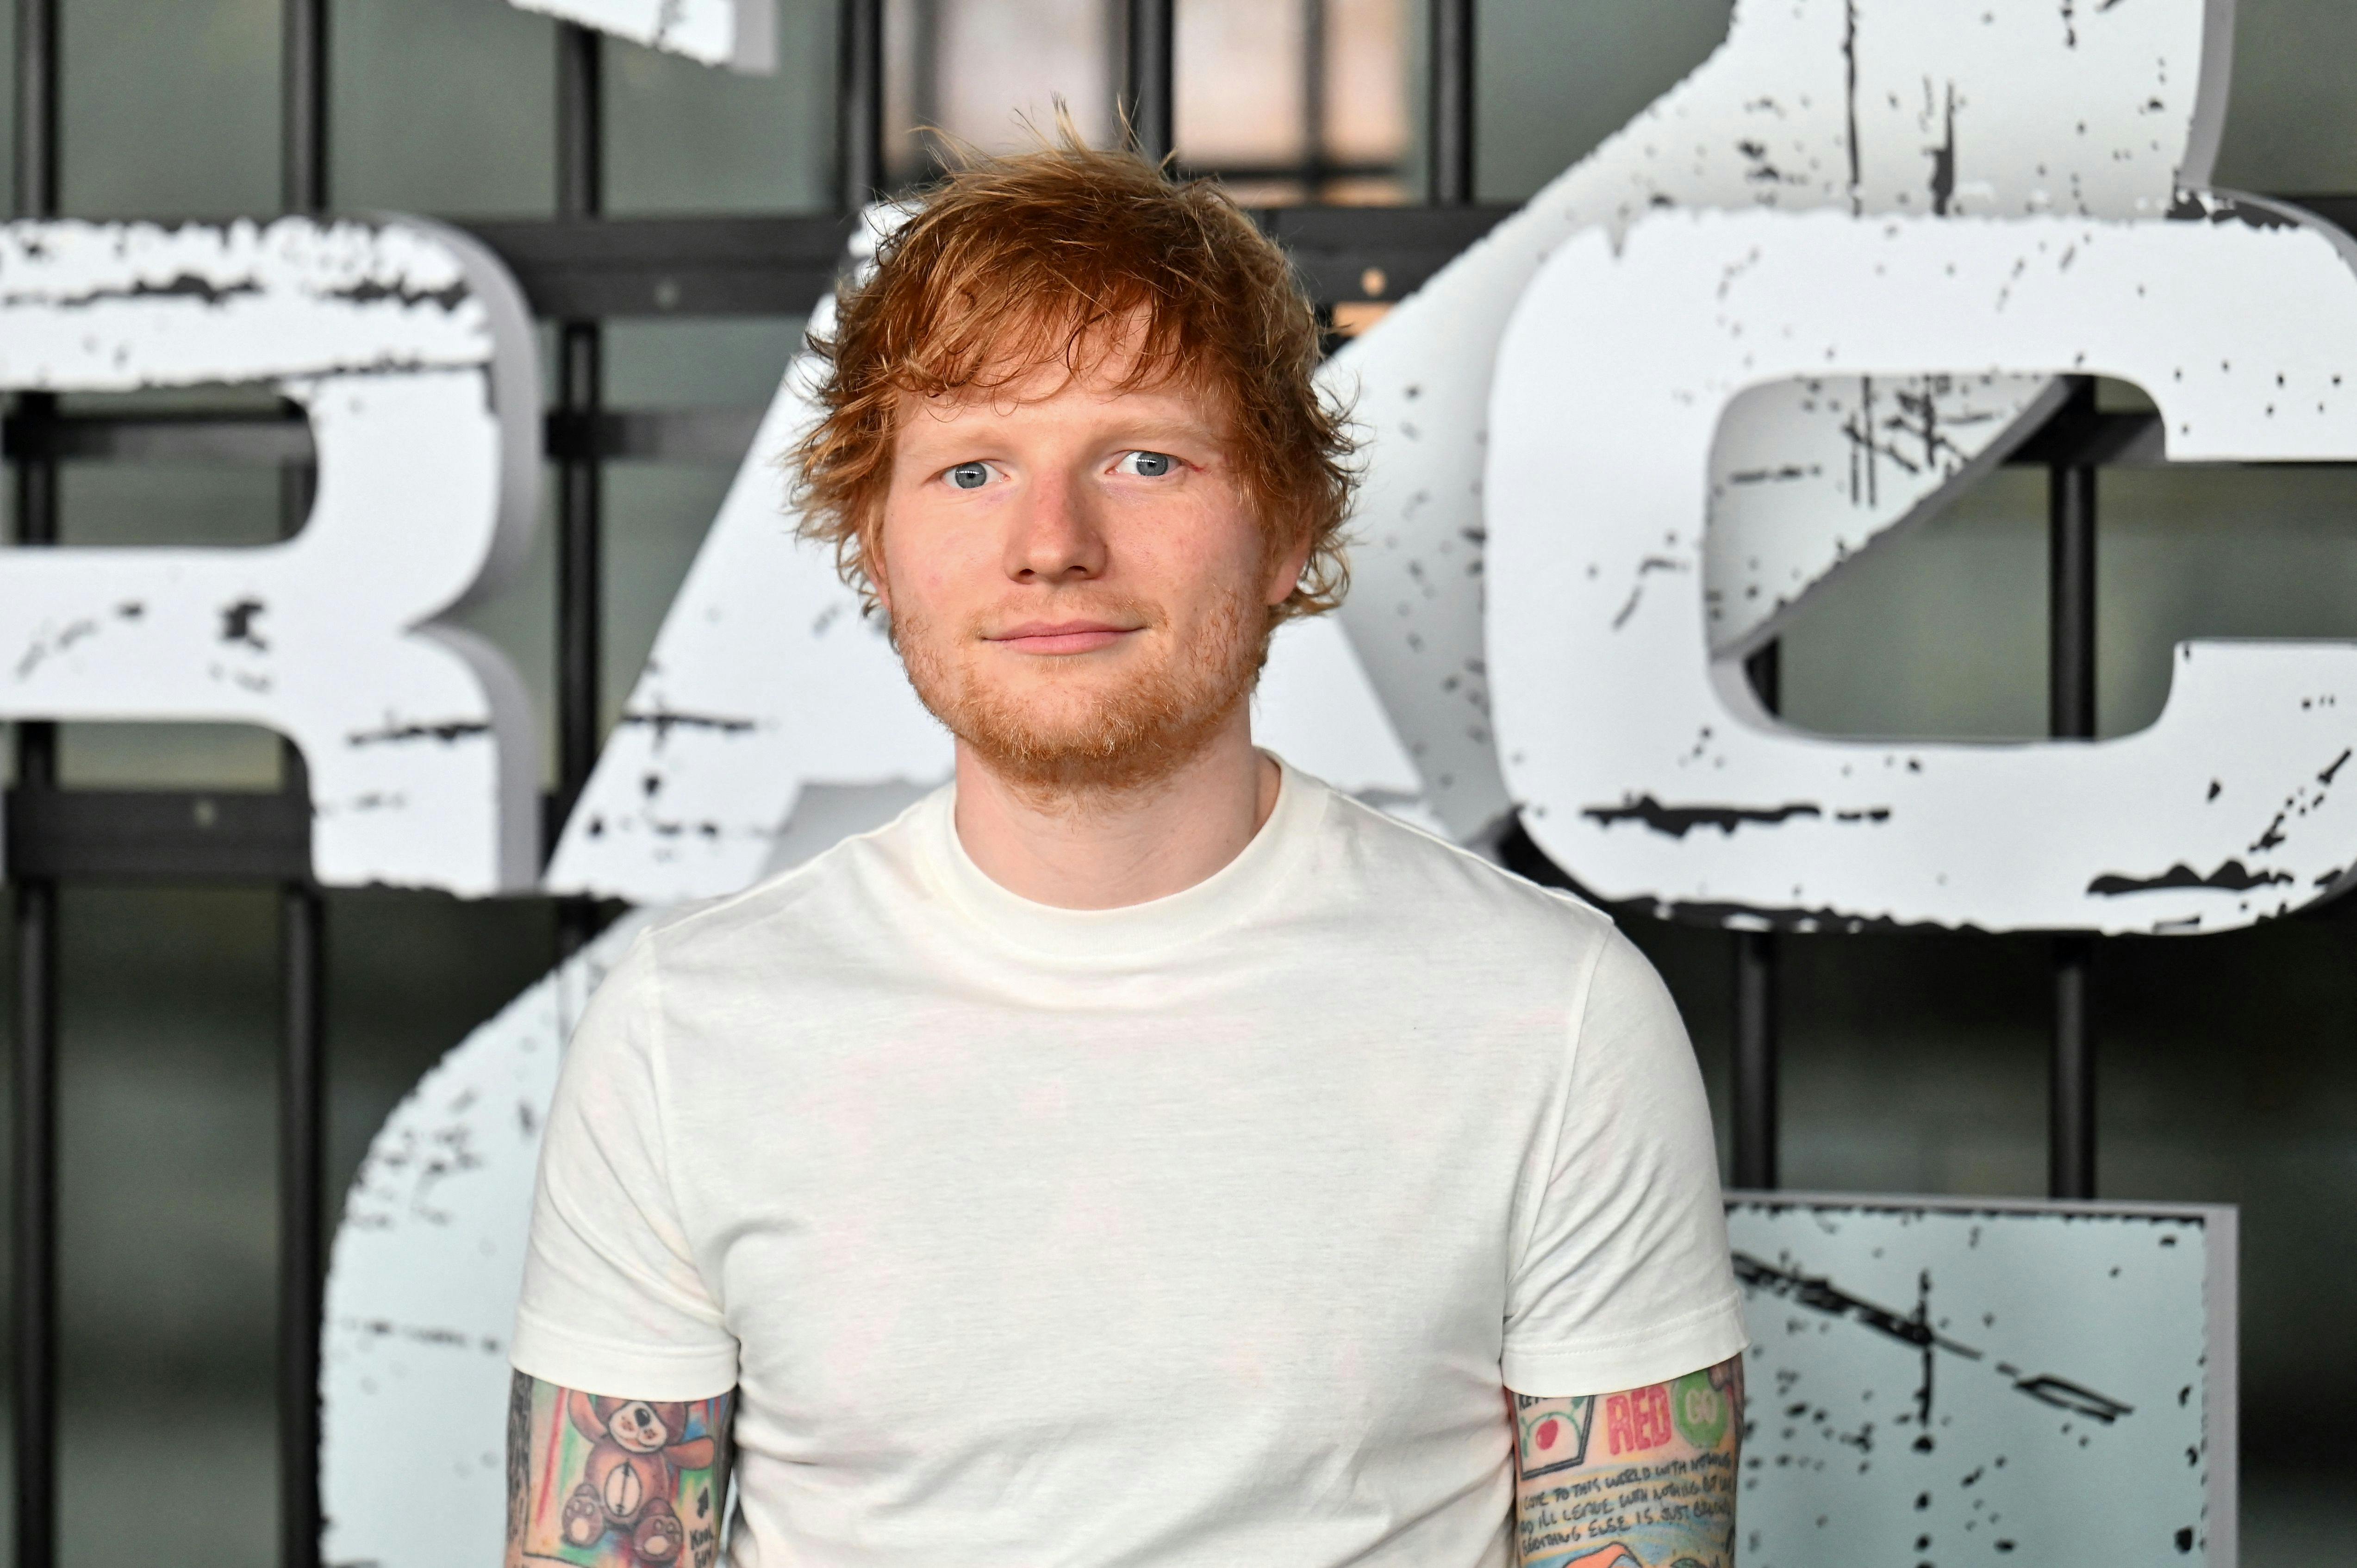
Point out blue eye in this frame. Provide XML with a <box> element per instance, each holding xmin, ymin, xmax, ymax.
<box><xmin>948</xmin><ymin>461</ymin><xmax>990</xmax><ymax>490</ymax></box>
<box><xmin>1121</xmin><ymin>451</ymin><xmax>1174</xmax><ymax>477</ymax></box>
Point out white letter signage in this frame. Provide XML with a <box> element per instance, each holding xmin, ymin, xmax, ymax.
<box><xmin>503</xmin><ymin>0</ymin><xmax>776</xmax><ymax>72</ymax></box>
<box><xmin>1490</xmin><ymin>202</ymin><xmax>2357</xmax><ymax>933</ymax></box>
<box><xmin>0</xmin><ymin>218</ymin><xmax>542</xmax><ymax>894</ymax></box>
<box><xmin>1327</xmin><ymin>0</ymin><xmax>2220</xmax><ymax>841</ymax></box>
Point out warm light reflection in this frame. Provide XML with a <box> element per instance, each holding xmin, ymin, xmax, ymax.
<box><xmin>885</xmin><ymin>0</ymin><xmax>1116</xmax><ymax>178</ymax></box>
<box><xmin>1177</xmin><ymin>1</ymin><xmax>1308</xmax><ymax>169</ymax></box>
<box><xmin>882</xmin><ymin>0</ymin><xmax>1408</xmax><ymax>203</ymax></box>
<box><xmin>1320</xmin><ymin>0</ymin><xmax>1408</xmax><ymax>172</ymax></box>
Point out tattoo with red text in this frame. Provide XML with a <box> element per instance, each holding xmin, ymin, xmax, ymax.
<box><xmin>1512</xmin><ymin>1355</ymin><xmax>1744</xmax><ymax>1568</ymax></box>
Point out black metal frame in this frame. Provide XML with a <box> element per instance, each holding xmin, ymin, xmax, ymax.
<box><xmin>277</xmin><ymin>12</ymin><xmax>331</xmax><ymax>1568</ymax></box>
<box><xmin>4</xmin><ymin>1</ymin><xmax>2348</xmax><ymax>1561</ymax></box>
<box><xmin>12</xmin><ymin>11</ymin><xmax>62</xmax><ymax>1568</ymax></box>
<box><xmin>2046</xmin><ymin>380</ymin><xmax>2102</xmax><ymax>1201</ymax></box>
<box><xmin>554</xmin><ymin>23</ymin><xmax>605</xmax><ymax>962</ymax></box>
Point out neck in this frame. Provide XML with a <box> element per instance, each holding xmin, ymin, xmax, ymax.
<box><xmin>951</xmin><ymin>712</ymin><xmax>1279</xmax><ymax>909</ymax></box>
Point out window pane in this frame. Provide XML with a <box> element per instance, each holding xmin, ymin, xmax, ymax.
<box><xmin>60</xmin><ymin>0</ymin><xmax>277</xmax><ymax>218</ymax></box>
<box><xmin>1322</xmin><ymin>0</ymin><xmax>1407</xmax><ymax>192</ymax></box>
<box><xmin>886</xmin><ymin>0</ymin><xmax>1116</xmax><ymax>182</ymax></box>
<box><xmin>333</xmin><ymin>0</ymin><xmax>556</xmax><ymax>216</ymax></box>
<box><xmin>1472</xmin><ymin>0</ymin><xmax>1731</xmax><ymax>203</ymax></box>
<box><xmin>1179</xmin><ymin>0</ymin><xmax>1307</xmax><ymax>174</ymax></box>
<box><xmin>605</xmin><ymin>7</ymin><xmax>837</xmax><ymax>215</ymax></box>
<box><xmin>2214</xmin><ymin>0</ymin><xmax>2357</xmax><ymax>193</ymax></box>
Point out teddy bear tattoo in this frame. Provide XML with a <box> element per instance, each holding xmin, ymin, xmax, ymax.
<box><xmin>559</xmin><ymin>1394</ymin><xmax>718</xmax><ymax>1565</ymax></box>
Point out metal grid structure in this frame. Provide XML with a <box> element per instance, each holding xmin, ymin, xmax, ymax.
<box><xmin>5</xmin><ymin>1</ymin><xmax>2350</xmax><ymax>1563</ymax></box>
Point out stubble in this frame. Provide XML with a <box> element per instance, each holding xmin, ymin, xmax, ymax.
<box><xmin>893</xmin><ymin>585</ymin><xmax>1268</xmax><ymax>809</ymax></box>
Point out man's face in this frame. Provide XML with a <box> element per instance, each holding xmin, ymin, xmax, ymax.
<box><xmin>873</xmin><ymin>340</ymin><xmax>1305</xmax><ymax>798</ymax></box>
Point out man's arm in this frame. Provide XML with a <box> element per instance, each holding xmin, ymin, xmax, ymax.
<box><xmin>1511</xmin><ymin>1354</ymin><xmax>1743</xmax><ymax>1568</ymax></box>
<box><xmin>505</xmin><ymin>1372</ymin><xmax>735</xmax><ymax>1568</ymax></box>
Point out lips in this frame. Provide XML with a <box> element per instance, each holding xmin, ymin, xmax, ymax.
<box><xmin>985</xmin><ymin>620</ymin><xmax>1139</xmax><ymax>654</ymax></box>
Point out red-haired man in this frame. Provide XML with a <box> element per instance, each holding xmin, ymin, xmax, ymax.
<box><xmin>506</xmin><ymin>141</ymin><xmax>1746</xmax><ymax>1568</ymax></box>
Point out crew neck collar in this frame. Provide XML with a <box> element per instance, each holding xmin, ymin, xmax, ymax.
<box><xmin>916</xmin><ymin>754</ymin><xmax>1327</xmax><ymax>964</ymax></box>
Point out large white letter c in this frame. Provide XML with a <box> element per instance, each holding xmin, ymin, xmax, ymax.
<box><xmin>1490</xmin><ymin>204</ymin><xmax>2357</xmax><ymax>934</ymax></box>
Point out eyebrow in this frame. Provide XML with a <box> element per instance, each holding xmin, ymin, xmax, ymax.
<box><xmin>898</xmin><ymin>407</ymin><xmax>1227</xmax><ymax>448</ymax></box>
<box><xmin>1101</xmin><ymin>418</ymin><xmax>1223</xmax><ymax>445</ymax></box>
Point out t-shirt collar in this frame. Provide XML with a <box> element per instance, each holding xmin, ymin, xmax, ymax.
<box><xmin>916</xmin><ymin>753</ymin><xmax>1325</xmax><ymax>963</ymax></box>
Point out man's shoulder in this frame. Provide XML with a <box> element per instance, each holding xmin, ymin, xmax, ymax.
<box><xmin>1311</xmin><ymin>782</ymin><xmax>1618</xmax><ymax>955</ymax></box>
<box><xmin>634</xmin><ymin>790</ymin><xmax>940</xmax><ymax>971</ymax></box>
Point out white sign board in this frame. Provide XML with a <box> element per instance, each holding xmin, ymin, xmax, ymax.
<box><xmin>504</xmin><ymin>0</ymin><xmax>776</xmax><ymax>72</ymax></box>
<box><xmin>1728</xmin><ymin>1193</ymin><xmax>2235</xmax><ymax>1565</ymax></box>
<box><xmin>1491</xmin><ymin>203</ymin><xmax>2357</xmax><ymax>933</ymax></box>
<box><xmin>0</xmin><ymin>217</ymin><xmax>543</xmax><ymax>894</ymax></box>
<box><xmin>1325</xmin><ymin>0</ymin><xmax>2223</xmax><ymax>842</ymax></box>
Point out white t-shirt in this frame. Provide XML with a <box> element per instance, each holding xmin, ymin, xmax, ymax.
<box><xmin>512</xmin><ymin>759</ymin><xmax>1746</xmax><ymax>1568</ymax></box>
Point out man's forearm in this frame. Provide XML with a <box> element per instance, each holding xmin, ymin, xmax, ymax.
<box><xmin>1511</xmin><ymin>1354</ymin><xmax>1743</xmax><ymax>1568</ymax></box>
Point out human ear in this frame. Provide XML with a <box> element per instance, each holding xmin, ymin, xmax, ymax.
<box><xmin>863</xmin><ymin>513</ymin><xmax>894</xmax><ymax>616</ymax></box>
<box><xmin>1264</xmin><ymin>529</ymin><xmax>1314</xmax><ymax>607</ymax></box>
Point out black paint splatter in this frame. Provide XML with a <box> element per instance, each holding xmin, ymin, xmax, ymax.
<box><xmin>1841</xmin><ymin>0</ymin><xmax>1862</xmax><ymax>212</ymax></box>
<box><xmin>345</xmin><ymin>719</ymin><xmax>492</xmax><ymax>746</ymax></box>
<box><xmin>2086</xmin><ymin>859</ymin><xmax>2294</xmax><ymax>896</ymax></box>
<box><xmin>1927</xmin><ymin>82</ymin><xmax>1958</xmax><ymax>216</ymax></box>
<box><xmin>619</xmin><ymin>706</ymin><xmax>759</xmax><ymax>745</ymax></box>
<box><xmin>1735</xmin><ymin>1252</ymin><xmax>2135</xmax><ymax>1424</ymax></box>
<box><xmin>1582</xmin><ymin>795</ymin><xmax>1832</xmax><ymax>838</ymax></box>
<box><xmin>219</xmin><ymin>596</ymin><xmax>268</xmax><ymax>650</ymax></box>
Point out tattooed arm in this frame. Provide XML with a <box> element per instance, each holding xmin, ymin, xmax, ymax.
<box><xmin>1511</xmin><ymin>1355</ymin><xmax>1743</xmax><ymax>1568</ymax></box>
<box><xmin>505</xmin><ymin>1372</ymin><xmax>735</xmax><ymax>1568</ymax></box>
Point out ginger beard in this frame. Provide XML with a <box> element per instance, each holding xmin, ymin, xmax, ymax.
<box><xmin>891</xmin><ymin>579</ymin><xmax>1271</xmax><ymax>802</ymax></box>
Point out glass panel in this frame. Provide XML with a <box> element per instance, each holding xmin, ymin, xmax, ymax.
<box><xmin>332</xmin><ymin>0</ymin><xmax>556</xmax><ymax>216</ymax></box>
<box><xmin>1179</xmin><ymin>0</ymin><xmax>1308</xmax><ymax>197</ymax></box>
<box><xmin>605</xmin><ymin>7</ymin><xmax>838</xmax><ymax>215</ymax></box>
<box><xmin>885</xmin><ymin>0</ymin><xmax>1117</xmax><ymax>184</ymax></box>
<box><xmin>0</xmin><ymin>0</ymin><xmax>16</xmax><ymax>209</ymax></box>
<box><xmin>1473</xmin><ymin>0</ymin><xmax>1732</xmax><ymax>204</ymax></box>
<box><xmin>2215</xmin><ymin>0</ymin><xmax>2357</xmax><ymax>194</ymax></box>
<box><xmin>1320</xmin><ymin>0</ymin><xmax>1408</xmax><ymax>203</ymax></box>
<box><xmin>59</xmin><ymin>0</ymin><xmax>277</xmax><ymax>218</ymax></box>
<box><xmin>2098</xmin><ymin>465</ymin><xmax>2357</xmax><ymax>738</ymax></box>
<box><xmin>53</xmin><ymin>722</ymin><xmax>283</xmax><ymax>790</ymax></box>
<box><xmin>1775</xmin><ymin>465</ymin><xmax>2050</xmax><ymax>742</ymax></box>
<box><xmin>604</xmin><ymin>315</ymin><xmax>808</xmax><ymax>407</ymax></box>
<box><xmin>56</xmin><ymin>885</ymin><xmax>281</xmax><ymax>1568</ymax></box>
<box><xmin>1174</xmin><ymin>0</ymin><xmax>1408</xmax><ymax>204</ymax></box>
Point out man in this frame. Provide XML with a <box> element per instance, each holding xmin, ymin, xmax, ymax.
<box><xmin>506</xmin><ymin>139</ymin><xmax>1746</xmax><ymax>1568</ymax></box>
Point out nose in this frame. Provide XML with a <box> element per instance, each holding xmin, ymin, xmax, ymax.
<box><xmin>1004</xmin><ymin>467</ymin><xmax>1106</xmax><ymax>584</ymax></box>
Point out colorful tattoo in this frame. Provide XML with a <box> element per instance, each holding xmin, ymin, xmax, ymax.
<box><xmin>505</xmin><ymin>1375</ymin><xmax>735</xmax><ymax>1568</ymax></box>
<box><xmin>1515</xmin><ymin>1393</ymin><xmax>1597</xmax><ymax>1479</ymax></box>
<box><xmin>1513</xmin><ymin>1355</ymin><xmax>1744</xmax><ymax>1568</ymax></box>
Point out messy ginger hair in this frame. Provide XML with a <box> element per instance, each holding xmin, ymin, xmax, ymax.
<box><xmin>792</xmin><ymin>136</ymin><xmax>1355</xmax><ymax>622</ymax></box>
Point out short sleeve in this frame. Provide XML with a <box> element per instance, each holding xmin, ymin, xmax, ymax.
<box><xmin>1500</xmin><ymin>927</ymin><xmax>1748</xmax><ymax>1397</ymax></box>
<box><xmin>511</xmin><ymin>929</ymin><xmax>740</xmax><ymax>1400</ymax></box>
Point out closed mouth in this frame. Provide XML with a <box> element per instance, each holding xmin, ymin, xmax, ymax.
<box><xmin>985</xmin><ymin>621</ymin><xmax>1141</xmax><ymax>654</ymax></box>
